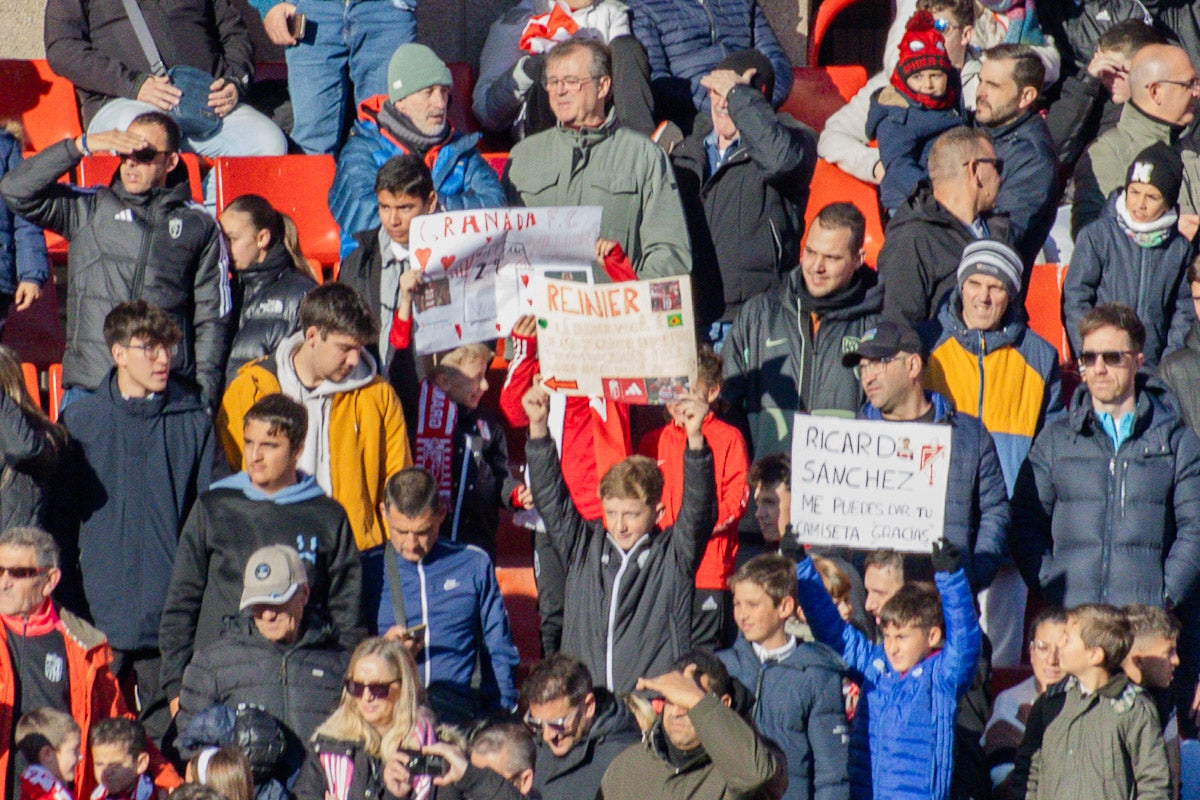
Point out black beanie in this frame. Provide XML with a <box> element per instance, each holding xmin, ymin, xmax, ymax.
<box><xmin>1126</xmin><ymin>142</ymin><xmax>1184</xmax><ymax>208</ymax></box>
<box><xmin>715</xmin><ymin>49</ymin><xmax>775</xmax><ymax>102</ymax></box>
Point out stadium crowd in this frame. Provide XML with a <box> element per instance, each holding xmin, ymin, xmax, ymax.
<box><xmin>6</xmin><ymin>0</ymin><xmax>1200</xmax><ymax>798</ymax></box>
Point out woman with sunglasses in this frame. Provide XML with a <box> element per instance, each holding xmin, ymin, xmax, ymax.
<box><xmin>293</xmin><ymin>637</ymin><xmax>437</xmax><ymax>800</ymax></box>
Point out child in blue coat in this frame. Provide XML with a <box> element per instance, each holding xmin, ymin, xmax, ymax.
<box><xmin>793</xmin><ymin>540</ymin><xmax>981</xmax><ymax>800</ymax></box>
<box><xmin>867</xmin><ymin>11</ymin><xmax>964</xmax><ymax>214</ymax></box>
<box><xmin>0</xmin><ymin>126</ymin><xmax>48</xmax><ymax>329</ymax></box>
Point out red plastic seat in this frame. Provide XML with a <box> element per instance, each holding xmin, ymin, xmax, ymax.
<box><xmin>803</xmin><ymin>158</ymin><xmax>885</xmax><ymax>267</ymax></box>
<box><xmin>808</xmin><ymin>0</ymin><xmax>869</xmax><ymax>65</ymax></box>
<box><xmin>780</xmin><ymin>65</ymin><xmax>868</xmax><ymax>132</ymax></box>
<box><xmin>448</xmin><ymin>62</ymin><xmax>482</xmax><ymax>135</ymax></box>
<box><xmin>0</xmin><ymin>60</ymin><xmax>83</xmax><ymax>153</ymax></box>
<box><xmin>482</xmin><ymin>152</ymin><xmax>508</xmax><ymax>179</ymax></box>
<box><xmin>20</xmin><ymin>363</ymin><xmax>41</xmax><ymax>409</ymax></box>
<box><xmin>213</xmin><ymin>155</ymin><xmax>340</xmax><ymax>269</ymax></box>
<box><xmin>1025</xmin><ymin>263</ymin><xmax>1070</xmax><ymax>364</ymax></box>
<box><xmin>78</xmin><ymin>153</ymin><xmax>205</xmax><ymax>204</ymax></box>
<box><xmin>48</xmin><ymin>363</ymin><xmax>63</xmax><ymax>422</ymax></box>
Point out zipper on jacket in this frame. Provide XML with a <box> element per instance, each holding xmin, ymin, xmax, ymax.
<box><xmin>604</xmin><ymin>543</ymin><xmax>636</xmax><ymax>690</ymax></box>
<box><xmin>131</xmin><ymin>204</ymin><xmax>159</xmax><ymax>301</ymax></box>
<box><xmin>1102</xmin><ymin>455</ymin><xmax>1116</xmax><ymax>599</ymax></box>
<box><xmin>976</xmin><ymin>331</ymin><xmax>987</xmax><ymax>419</ymax></box>
<box><xmin>697</xmin><ymin>0</ymin><xmax>717</xmax><ymax>44</ymax></box>
<box><xmin>417</xmin><ymin>560</ymin><xmax>431</xmax><ymax>688</ymax></box>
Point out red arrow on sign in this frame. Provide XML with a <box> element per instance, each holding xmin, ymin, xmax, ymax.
<box><xmin>542</xmin><ymin>376</ymin><xmax>579</xmax><ymax>391</ymax></box>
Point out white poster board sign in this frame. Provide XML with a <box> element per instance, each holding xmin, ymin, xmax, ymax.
<box><xmin>789</xmin><ymin>415</ymin><xmax>952</xmax><ymax>552</ymax></box>
<box><xmin>531</xmin><ymin>274</ymin><xmax>697</xmax><ymax>404</ymax></box>
<box><xmin>408</xmin><ymin>206</ymin><xmax>602</xmax><ymax>354</ymax></box>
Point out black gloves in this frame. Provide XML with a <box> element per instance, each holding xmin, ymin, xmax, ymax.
<box><xmin>930</xmin><ymin>539</ymin><xmax>961</xmax><ymax>574</ymax></box>
<box><xmin>779</xmin><ymin>525</ymin><xmax>806</xmax><ymax>564</ymax></box>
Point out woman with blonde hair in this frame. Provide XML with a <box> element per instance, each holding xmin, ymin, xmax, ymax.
<box><xmin>293</xmin><ymin>637</ymin><xmax>437</xmax><ymax>800</ymax></box>
<box><xmin>0</xmin><ymin>344</ymin><xmax>65</xmax><ymax>529</ymax></box>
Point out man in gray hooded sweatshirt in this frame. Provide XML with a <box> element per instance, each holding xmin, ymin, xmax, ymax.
<box><xmin>159</xmin><ymin>392</ymin><xmax>364</xmax><ymax>715</ymax></box>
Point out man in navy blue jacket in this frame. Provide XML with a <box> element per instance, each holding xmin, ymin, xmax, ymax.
<box><xmin>61</xmin><ymin>300</ymin><xmax>215</xmax><ymax>745</ymax></box>
<box><xmin>625</xmin><ymin>0</ymin><xmax>792</xmax><ymax>131</ymax></box>
<box><xmin>364</xmin><ymin>466</ymin><xmax>519</xmax><ymax>725</ymax></box>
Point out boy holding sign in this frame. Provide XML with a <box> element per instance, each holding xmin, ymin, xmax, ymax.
<box><xmin>521</xmin><ymin>379</ymin><xmax>717</xmax><ymax>693</ymax></box>
<box><xmin>794</xmin><ymin>542</ymin><xmax>981</xmax><ymax>800</ymax></box>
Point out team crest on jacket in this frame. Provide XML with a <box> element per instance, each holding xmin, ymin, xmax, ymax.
<box><xmin>44</xmin><ymin>653</ymin><xmax>64</xmax><ymax>682</ymax></box>
<box><xmin>169</xmin><ymin>218</ymin><xmax>183</xmax><ymax>239</ymax></box>
<box><xmin>841</xmin><ymin>335</ymin><xmax>862</xmax><ymax>356</ymax></box>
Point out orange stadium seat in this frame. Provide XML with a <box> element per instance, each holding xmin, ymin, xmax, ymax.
<box><xmin>20</xmin><ymin>362</ymin><xmax>41</xmax><ymax>409</ymax></box>
<box><xmin>804</xmin><ymin>158</ymin><xmax>884</xmax><ymax>266</ymax></box>
<box><xmin>1024</xmin><ymin>263</ymin><xmax>1070</xmax><ymax>364</ymax></box>
<box><xmin>483</xmin><ymin>152</ymin><xmax>508</xmax><ymax>179</ymax></box>
<box><xmin>48</xmin><ymin>363</ymin><xmax>63</xmax><ymax>422</ymax></box>
<box><xmin>808</xmin><ymin>0</ymin><xmax>869</xmax><ymax>65</ymax></box>
<box><xmin>0</xmin><ymin>59</ymin><xmax>83</xmax><ymax>153</ymax></box>
<box><xmin>214</xmin><ymin>155</ymin><xmax>340</xmax><ymax>269</ymax></box>
<box><xmin>781</xmin><ymin>65</ymin><xmax>868</xmax><ymax>132</ymax></box>
<box><xmin>78</xmin><ymin>153</ymin><xmax>206</xmax><ymax>204</ymax></box>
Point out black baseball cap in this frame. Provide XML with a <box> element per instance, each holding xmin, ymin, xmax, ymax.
<box><xmin>841</xmin><ymin>320</ymin><xmax>923</xmax><ymax>367</ymax></box>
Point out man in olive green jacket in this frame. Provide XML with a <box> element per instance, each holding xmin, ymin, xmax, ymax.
<box><xmin>503</xmin><ymin>39</ymin><xmax>691</xmax><ymax>279</ymax></box>
<box><xmin>600</xmin><ymin>653</ymin><xmax>784</xmax><ymax>800</ymax></box>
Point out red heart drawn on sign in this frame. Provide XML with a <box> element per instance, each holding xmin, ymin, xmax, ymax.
<box><xmin>495</xmin><ymin>322</ymin><xmax>503</xmax><ymax>332</ymax></box>
<box><xmin>454</xmin><ymin>324</ymin><xmax>462</xmax><ymax>339</ymax></box>
<box><xmin>520</xmin><ymin>274</ymin><xmax>530</xmax><ymax>287</ymax></box>
<box><xmin>441</xmin><ymin>255</ymin><xmax>456</xmax><ymax>269</ymax></box>
<box><xmin>414</xmin><ymin>248</ymin><xmax>432</xmax><ymax>269</ymax></box>
<box><xmin>486</xmin><ymin>237</ymin><xmax>492</xmax><ymax>243</ymax></box>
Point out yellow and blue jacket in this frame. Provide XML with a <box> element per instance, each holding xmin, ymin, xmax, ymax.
<box><xmin>921</xmin><ymin>290</ymin><xmax>1064</xmax><ymax>493</ymax></box>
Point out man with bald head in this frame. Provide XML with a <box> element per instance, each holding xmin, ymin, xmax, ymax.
<box><xmin>877</xmin><ymin>126</ymin><xmax>1011</xmax><ymax>325</ymax></box>
<box><xmin>1072</xmin><ymin>43</ymin><xmax>1198</xmax><ymax>236</ymax></box>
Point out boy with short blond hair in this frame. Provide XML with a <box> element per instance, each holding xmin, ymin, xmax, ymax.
<box><xmin>1026</xmin><ymin>603</ymin><xmax>1170</xmax><ymax>800</ymax></box>
<box><xmin>718</xmin><ymin>554</ymin><xmax>849</xmax><ymax>800</ymax></box>
<box><xmin>522</xmin><ymin>378</ymin><xmax>716</xmax><ymax>692</ymax></box>
<box><xmin>795</xmin><ymin>541</ymin><xmax>980</xmax><ymax>800</ymax></box>
<box><xmin>16</xmin><ymin>709</ymin><xmax>79</xmax><ymax>800</ymax></box>
<box><xmin>638</xmin><ymin>345</ymin><xmax>748</xmax><ymax>648</ymax></box>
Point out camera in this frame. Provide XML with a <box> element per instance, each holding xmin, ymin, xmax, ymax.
<box><xmin>398</xmin><ymin>748</ymin><xmax>449</xmax><ymax>777</ymax></box>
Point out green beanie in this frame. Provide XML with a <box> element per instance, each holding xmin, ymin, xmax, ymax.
<box><xmin>387</xmin><ymin>44</ymin><xmax>453</xmax><ymax>103</ymax></box>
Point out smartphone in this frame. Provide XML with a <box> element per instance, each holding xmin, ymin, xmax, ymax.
<box><xmin>403</xmin><ymin>623</ymin><xmax>427</xmax><ymax>640</ymax></box>
<box><xmin>288</xmin><ymin>13</ymin><xmax>306</xmax><ymax>40</ymax></box>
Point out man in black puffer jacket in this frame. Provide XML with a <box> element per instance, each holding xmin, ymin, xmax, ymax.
<box><xmin>671</xmin><ymin>49</ymin><xmax>816</xmax><ymax>333</ymax></box>
<box><xmin>0</xmin><ymin>115</ymin><xmax>232</xmax><ymax>405</ymax></box>
<box><xmin>178</xmin><ymin>544</ymin><xmax>350</xmax><ymax>786</ymax></box>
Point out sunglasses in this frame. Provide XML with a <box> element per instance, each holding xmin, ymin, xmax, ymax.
<box><xmin>126</xmin><ymin>147</ymin><xmax>170</xmax><ymax>164</ymax></box>
<box><xmin>0</xmin><ymin>565</ymin><xmax>49</xmax><ymax>580</ymax></box>
<box><xmin>344</xmin><ymin>679</ymin><xmax>398</xmax><ymax>700</ymax></box>
<box><xmin>523</xmin><ymin>704</ymin><xmax>583</xmax><ymax>735</ymax></box>
<box><xmin>1078</xmin><ymin>350</ymin><xmax>1135</xmax><ymax>367</ymax></box>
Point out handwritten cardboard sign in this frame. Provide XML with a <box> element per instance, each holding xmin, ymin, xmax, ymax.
<box><xmin>531</xmin><ymin>274</ymin><xmax>697</xmax><ymax>403</ymax></box>
<box><xmin>789</xmin><ymin>415</ymin><xmax>952</xmax><ymax>552</ymax></box>
<box><xmin>408</xmin><ymin>206</ymin><xmax>602</xmax><ymax>354</ymax></box>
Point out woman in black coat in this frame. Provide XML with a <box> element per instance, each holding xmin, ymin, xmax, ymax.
<box><xmin>220</xmin><ymin>194</ymin><xmax>318</xmax><ymax>380</ymax></box>
<box><xmin>0</xmin><ymin>343</ymin><xmax>65</xmax><ymax>530</ymax></box>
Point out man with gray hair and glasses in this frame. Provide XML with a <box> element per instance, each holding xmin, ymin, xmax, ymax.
<box><xmin>0</xmin><ymin>526</ymin><xmax>179</xmax><ymax>797</ymax></box>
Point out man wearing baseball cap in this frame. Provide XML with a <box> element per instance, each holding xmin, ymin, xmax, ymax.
<box><xmin>176</xmin><ymin>545</ymin><xmax>349</xmax><ymax>787</ymax></box>
<box><xmin>330</xmin><ymin>42</ymin><xmax>505</xmax><ymax>258</ymax></box>
<box><xmin>837</xmin><ymin>317</ymin><xmax>1008</xmax><ymax>799</ymax></box>
<box><xmin>921</xmin><ymin>239</ymin><xmax>1063</xmax><ymax>667</ymax></box>
<box><xmin>838</xmin><ymin>319</ymin><xmax>1009</xmax><ymax>594</ymax></box>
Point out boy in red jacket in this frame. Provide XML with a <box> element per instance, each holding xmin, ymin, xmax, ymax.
<box><xmin>638</xmin><ymin>346</ymin><xmax>748</xmax><ymax>648</ymax></box>
<box><xmin>17</xmin><ymin>709</ymin><xmax>79</xmax><ymax>800</ymax></box>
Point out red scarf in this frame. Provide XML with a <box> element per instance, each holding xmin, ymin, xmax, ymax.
<box><xmin>414</xmin><ymin>379</ymin><xmax>459</xmax><ymax>508</ymax></box>
<box><xmin>519</xmin><ymin>0</ymin><xmax>580</xmax><ymax>54</ymax></box>
<box><xmin>889</xmin><ymin>69</ymin><xmax>957</xmax><ymax>111</ymax></box>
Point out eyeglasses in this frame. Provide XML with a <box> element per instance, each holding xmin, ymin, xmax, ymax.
<box><xmin>523</xmin><ymin>704</ymin><xmax>583</xmax><ymax>735</ymax></box>
<box><xmin>126</xmin><ymin>147</ymin><xmax>172</xmax><ymax>164</ymax></box>
<box><xmin>0</xmin><ymin>565</ymin><xmax>49</xmax><ymax>580</ymax></box>
<box><xmin>972</xmin><ymin>157</ymin><xmax>1004</xmax><ymax>175</ymax></box>
<box><xmin>541</xmin><ymin>76</ymin><xmax>594</xmax><ymax>91</ymax></box>
<box><xmin>1156</xmin><ymin>77</ymin><xmax>1200</xmax><ymax>93</ymax></box>
<box><xmin>1077</xmin><ymin>350</ymin><xmax>1136</xmax><ymax>368</ymax></box>
<box><xmin>124</xmin><ymin>342</ymin><xmax>178</xmax><ymax>360</ymax></box>
<box><xmin>852</xmin><ymin>355</ymin><xmax>900</xmax><ymax>379</ymax></box>
<box><xmin>344</xmin><ymin>679</ymin><xmax>399</xmax><ymax>700</ymax></box>
<box><xmin>1030</xmin><ymin>639</ymin><xmax>1059</xmax><ymax>656</ymax></box>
